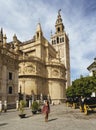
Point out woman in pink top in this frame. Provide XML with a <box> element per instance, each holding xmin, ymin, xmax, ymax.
<box><xmin>42</xmin><ymin>100</ymin><xmax>50</xmax><ymax>122</ymax></box>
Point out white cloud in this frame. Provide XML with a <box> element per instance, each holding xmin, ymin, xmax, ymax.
<box><xmin>0</xmin><ymin>0</ymin><xmax>96</xmax><ymax>81</ymax></box>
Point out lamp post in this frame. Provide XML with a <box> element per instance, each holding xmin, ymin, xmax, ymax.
<box><xmin>40</xmin><ymin>93</ymin><xmax>43</xmax><ymax>101</ymax></box>
<box><xmin>23</xmin><ymin>79</ymin><xmax>26</xmax><ymax>101</ymax></box>
<box><xmin>22</xmin><ymin>52</ymin><xmax>26</xmax><ymax>101</ymax></box>
<box><xmin>31</xmin><ymin>90</ymin><xmax>34</xmax><ymax>103</ymax></box>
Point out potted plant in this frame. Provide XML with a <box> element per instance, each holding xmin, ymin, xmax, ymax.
<box><xmin>37</xmin><ymin>102</ymin><xmax>42</xmax><ymax>113</ymax></box>
<box><xmin>19</xmin><ymin>100</ymin><xmax>26</xmax><ymax>118</ymax></box>
<box><xmin>31</xmin><ymin>101</ymin><xmax>40</xmax><ymax>114</ymax></box>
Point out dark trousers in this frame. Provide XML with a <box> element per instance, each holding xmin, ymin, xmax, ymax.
<box><xmin>81</xmin><ymin>102</ymin><xmax>84</xmax><ymax>111</ymax></box>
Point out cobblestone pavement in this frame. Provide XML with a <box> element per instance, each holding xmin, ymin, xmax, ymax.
<box><xmin>0</xmin><ymin>103</ymin><xmax>96</xmax><ymax>130</ymax></box>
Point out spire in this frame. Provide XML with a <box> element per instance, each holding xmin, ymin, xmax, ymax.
<box><xmin>55</xmin><ymin>9</ymin><xmax>64</xmax><ymax>33</ymax></box>
<box><xmin>56</xmin><ymin>9</ymin><xmax>62</xmax><ymax>24</ymax></box>
<box><xmin>36</xmin><ymin>23</ymin><xmax>42</xmax><ymax>33</ymax></box>
<box><xmin>36</xmin><ymin>23</ymin><xmax>43</xmax><ymax>41</ymax></box>
<box><xmin>13</xmin><ymin>34</ymin><xmax>17</xmax><ymax>43</ymax></box>
<box><xmin>3</xmin><ymin>34</ymin><xmax>7</xmax><ymax>48</ymax></box>
<box><xmin>13</xmin><ymin>34</ymin><xmax>19</xmax><ymax>54</ymax></box>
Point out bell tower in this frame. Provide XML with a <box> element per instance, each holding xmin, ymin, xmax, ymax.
<box><xmin>55</xmin><ymin>9</ymin><xmax>64</xmax><ymax>34</ymax></box>
<box><xmin>51</xmin><ymin>10</ymin><xmax>70</xmax><ymax>88</ymax></box>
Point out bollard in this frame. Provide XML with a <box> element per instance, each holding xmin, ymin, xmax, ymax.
<box><xmin>0</xmin><ymin>101</ymin><xmax>2</xmax><ymax>113</ymax></box>
<box><xmin>29</xmin><ymin>100</ymin><xmax>32</xmax><ymax>109</ymax></box>
<box><xmin>4</xmin><ymin>100</ymin><xmax>7</xmax><ymax>112</ymax></box>
<box><xmin>16</xmin><ymin>100</ymin><xmax>19</xmax><ymax>110</ymax></box>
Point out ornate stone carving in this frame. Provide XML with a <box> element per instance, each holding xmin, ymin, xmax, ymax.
<box><xmin>52</xmin><ymin>69</ymin><xmax>59</xmax><ymax>76</ymax></box>
<box><xmin>51</xmin><ymin>58</ymin><xmax>59</xmax><ymax>63</ymax></box>
<box><xmin>61</xmin><ymin>70</ymin><xmax>65</xmax><ymax>78</ymax></box>
<box><xmin>37</xmin><ymin>64</ymin><xmax>42</xmax><ymax>74</ymax></box>
<box><xmin>27</xmin><ymin>65</ymin><xmax>35</xmax><ymax>73</ymax></box>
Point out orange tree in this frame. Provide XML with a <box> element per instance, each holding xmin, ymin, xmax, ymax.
<box><xmin>66</xmin><ymin>76</ymin><xmax>96</xmax><ymax>97</ymax></box>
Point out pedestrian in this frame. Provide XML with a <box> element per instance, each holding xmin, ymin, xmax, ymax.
<box><xmin>42</xmin><ymin>100</ymin><xmax>50</xmax><ymax>122</ymax></box>
<box><xmin>80</xmin><ymin>96</ymin><xmax>85</xmax><ymax>112</ymax></box>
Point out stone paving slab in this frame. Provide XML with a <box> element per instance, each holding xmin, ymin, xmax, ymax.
<box><xmin>0</xmin><ymin>104</ymin><xmax>96</xmax><ymax>130</ymax></box>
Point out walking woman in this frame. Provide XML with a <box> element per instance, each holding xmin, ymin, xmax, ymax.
<box><xmin>42</xmin><ymin>100</ymin><xmax>50</xmax><ymax>122</ymax></box>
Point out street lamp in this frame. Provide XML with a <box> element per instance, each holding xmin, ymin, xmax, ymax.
<box><xmin>22</xmin><ymin>52</ymin><xmax>26</xmax><ymax>101</ymax></box>
<box><xmin>31</xmin><ymin>90</ymin><xmax>34</xmax><ymax>102</ymax></box>
<box><xmin>23</xmin><ymin>79</ymin><xmax>26</xmax><ymax>101</ymax></box>
<box><xmin>40</xmin><ymin>93</ymin><xmax>43</xmax><ymax>101</ymax></box>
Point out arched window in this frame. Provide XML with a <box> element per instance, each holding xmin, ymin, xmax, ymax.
<box><xmin>52</xmin><ymin>40</ymin><xmax>53</xmax><ymax>45</ymax></box>
<box><xmin>62</xmin><ymin>37</ymin><xmax>64</xmax><ymax>42</ymax></box>
<box><xmin>54</xmin><ymin>40</ymin><xmax>56</xmax><ymax>44</ymax></box>
<box><xmin>57</xmin><ymin>37</ymin><xmax>59</xmax><ymax>44</ymax></box>
<box><xmin>37</xmin><ymin>32</ymin><xmax>39</xmax><ymax>39</ymax></box>
<box><xmin>9</xmin><ymin>86</ymin><xmax>12</xmax><ymax>94</ymax></box>
<box><xmin>57</xmin><ymin>27</ymin><xmax>60</xmax><ymax>32</ymax></box>
<box><xmin>60</xmin><ymin>38</ymin><xmax>62</xmax><ymax>43</ymax></box>
<box><xmin>9</xmin><ymin>72</ymin><xmax>12</xmax><ymax>80</ymax></box>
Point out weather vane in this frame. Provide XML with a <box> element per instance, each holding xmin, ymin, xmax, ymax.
<box><xmin>58</xmin><ymin>9</ymin><xmax>61</xmax><ymax>15</ymax></box>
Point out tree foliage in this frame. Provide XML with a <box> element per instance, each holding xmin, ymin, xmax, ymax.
<box><xmin>66</xmin><ymin>76</ymin><xmax>96</xmax><ymax>97</ymax></box>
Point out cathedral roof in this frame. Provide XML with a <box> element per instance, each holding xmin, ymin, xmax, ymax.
<box><xmin>36</xmin><ymin>23</ymin><xmax>42</xmax><ymax>32</ymax></box>
<box><xmin>22</xmin><ymin>37</ymin><xmax>35</xmax><ymax>45</ymax></box>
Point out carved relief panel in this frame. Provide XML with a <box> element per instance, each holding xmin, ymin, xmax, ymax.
<box><xmin>19</xmin><ymin>62</ymin><xmax>36</xmax><ymax>75</ymax></box>
<box><xmin>24</xmin><ymin>62</ymin><xmax>36</xmax><ymax>74</ymax></box>
<box><xmin>37</xmin><ymin>63</ymin><xmax>42</xmax><ymax>74</ymax></box>
<box><xmin>60</xmin><ymin>69</ymin><xmax>65</xmax><ymax>78</ymax></box>
<box><xmin>52</xmin><ymin>68</ymin><xmax>59</xmax><ymax>78</ymax></box>
<box><xmin>26</xmin><ymin>65</ymin><xmax>35</xmax><ymax>73</ymax></box>
<box><xmin>35</xmin><ymin>61</ymin><xmax>45</xmax><ymax>77</ymax></box>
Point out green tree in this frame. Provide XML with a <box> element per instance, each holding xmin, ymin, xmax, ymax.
<box><xmin>66</xmin><ymin>76</ymin><xmax>96</xmax><ymax>97</ymax></box>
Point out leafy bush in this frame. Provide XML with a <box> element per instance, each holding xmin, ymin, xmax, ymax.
<box><xmin>19</xmin><ymin>100</ymin><xmax>26</xmax><ymax>114</ymax></box>
<box><xmin>31</xmin><ymin>101</ymin><xmax>39</xmax><ymax>111</ymax></box>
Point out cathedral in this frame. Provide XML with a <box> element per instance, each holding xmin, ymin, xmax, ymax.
<box><xmin>0</xmin><ymin>29</ymin><xmax>19</xmax><ymax>107</ymax></box>
<box><xmin>0</xmin><ymin>11</ymin><xmax>70</xmax><ymax>106</ymax></box>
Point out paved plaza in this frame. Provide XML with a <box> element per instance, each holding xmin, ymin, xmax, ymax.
<box><xmin>0</xmin><ymin>103</ymin><xmax>96</xmax><ymax>130</ymax></box>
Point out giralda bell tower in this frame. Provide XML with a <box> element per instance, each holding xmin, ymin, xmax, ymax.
<box><xmin>51</xmin><ymin>10</ymin><xmax>70</xmax><ymax>88</ymax></box>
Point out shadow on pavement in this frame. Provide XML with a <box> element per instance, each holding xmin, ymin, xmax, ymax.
<box><xmin>0</xmin><ymin>123</ymin><xmax>8</xmax><ymax>126</ymax></box>
<box><xmin>25</xmin><ymin>115</ymin><xmax>32</xmax><ymax>118</ymax></box>
<box><xmin>48</xmin><ymin>118</ymin><xmax>58</xmax><ymax>122</ymax></box>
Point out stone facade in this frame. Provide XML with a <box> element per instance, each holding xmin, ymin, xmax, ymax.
<box><xmin>18</xmin><ymin>11</ymin><xmax>69</xmax><ymax>104</ymax></box>
<box><xmin>18</xmin><ymin>23</ymin><xmax>66</xmax><ymax>104</ymax></box>
<box><xmin>0</xmin><ymin>11</ymin><xmax>70</xmax><ymax>105</ymax></box>
<box><xmin>0</xmin><ymin>29</ymin><xmax>19</xmax><ymax>106</ymax></box>
<box><xmin>51</xmin><ymin>10</ymin><xmax>70</xmax><ymax>88</ymax></box>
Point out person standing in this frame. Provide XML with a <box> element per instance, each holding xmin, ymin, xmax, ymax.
<box><xmin>42</xmin><ymin>100</ymin><xmax>50</xmax><ymax>122</ymax></box>
<box><xmin>80</xmin><ymin>96</ymin><xmax>85</xmax><ymax>112</ymax></box>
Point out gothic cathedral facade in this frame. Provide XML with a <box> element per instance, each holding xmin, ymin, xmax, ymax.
<box><xmin>18</xmin><ymin>11</ymin><xmax>70</xmax><ymax>104</ymax></box>
<box><xmin>0</xmin><ymin>11</ymin><xmax>70</xmax><ymax>105</ymax></box>
<box><xmin>0</xmin><ymin>29</ymin><xmax>19</xmax><ymax>107</ymax></box>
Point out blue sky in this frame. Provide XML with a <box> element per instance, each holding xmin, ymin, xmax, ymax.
<box><xmin>0</xmin><ymin>0</ymin><xmax>96</xmax><ymax>82</ymax></box>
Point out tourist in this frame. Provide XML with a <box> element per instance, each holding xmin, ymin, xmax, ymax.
<box><xmin>80</xmin><ymin>96</ymin><xmax>85</xmax><ymax>112</ymax></box>
<box><xmin>42</xmin><ymin>100</ymin><xmax>50</xmax><ymax>122</ymax></box>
